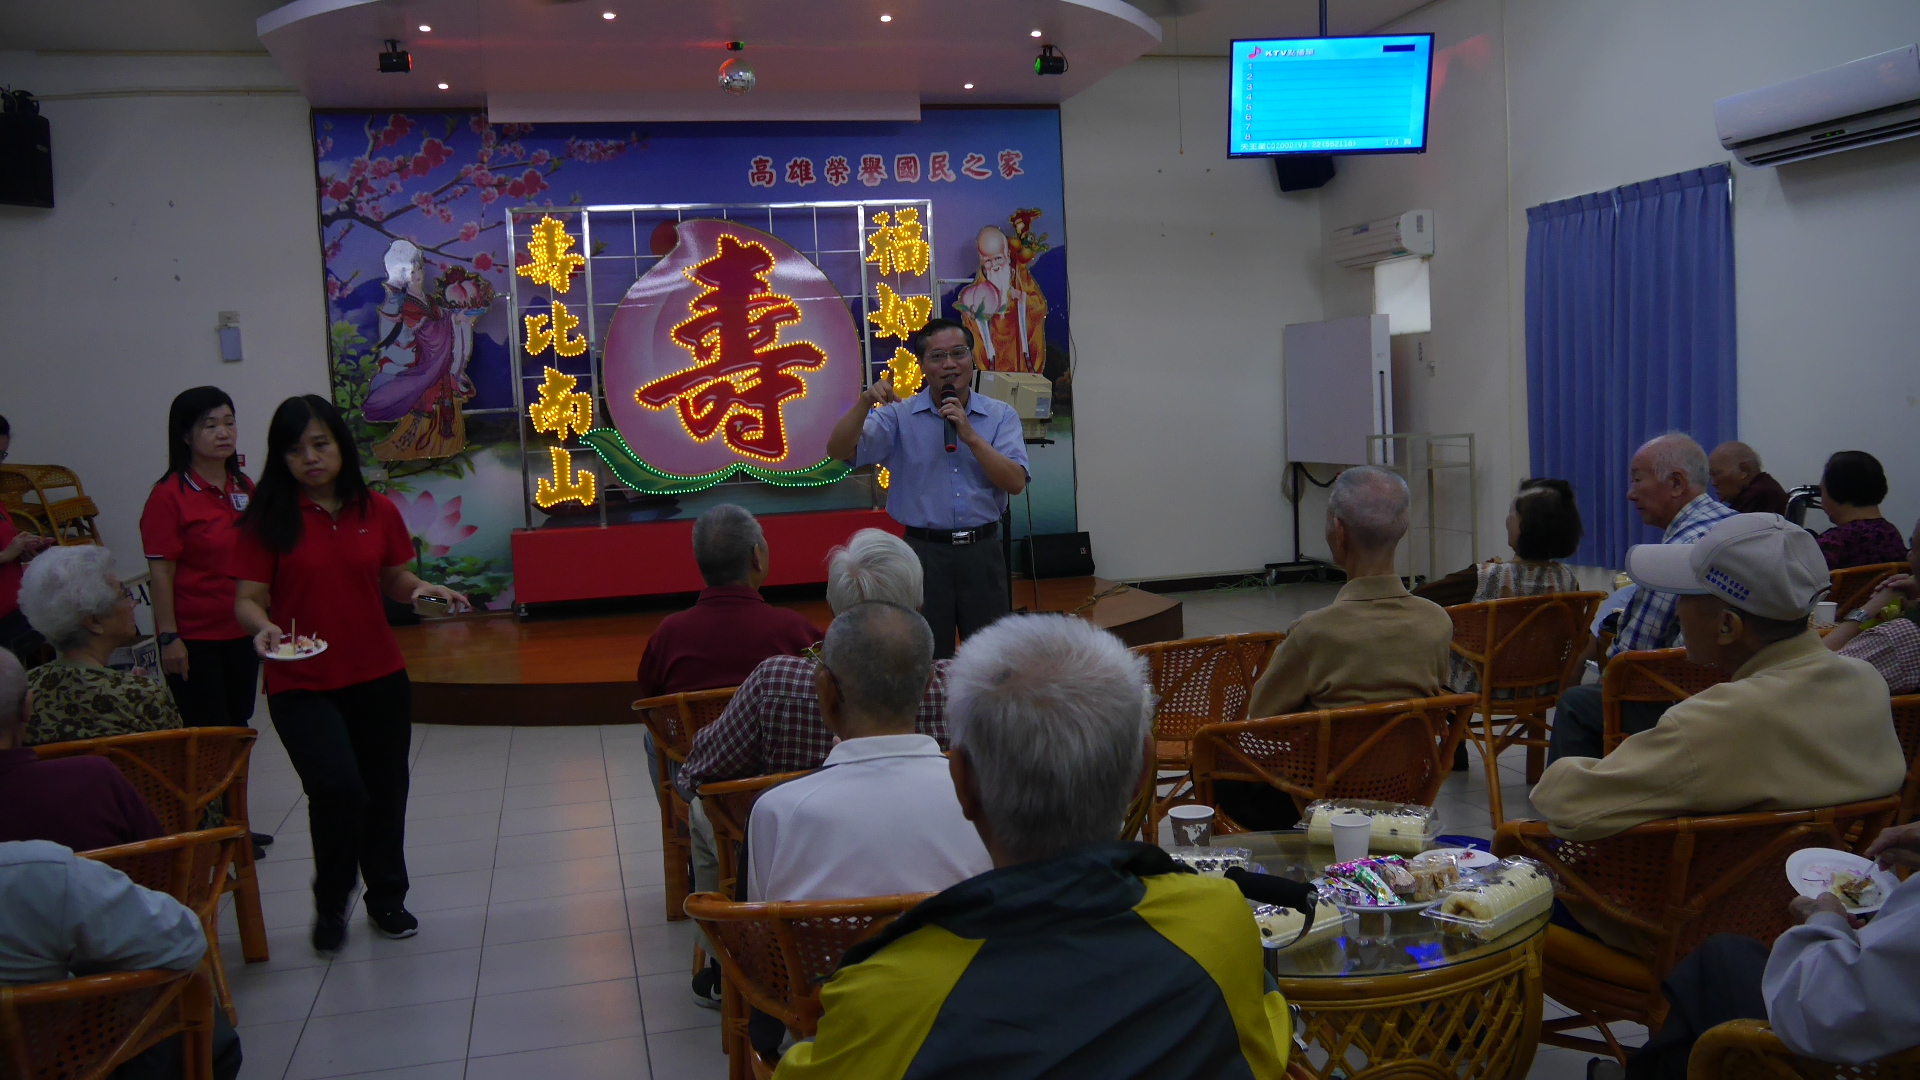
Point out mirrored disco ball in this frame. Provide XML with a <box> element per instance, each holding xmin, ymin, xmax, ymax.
<box><xmin>718</xmin><ymin>58</ymin><xmax>756</xmax><ymax>95</ymax></box>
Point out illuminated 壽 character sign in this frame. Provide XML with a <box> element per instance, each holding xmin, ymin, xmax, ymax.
<box><xmin>593</xmin><ymin>219</ymin><xmax>862</xmax><ymax>493</ymax></box>
<box><xmin>636</xmin><ymin>234</ymin><xmax>826</xmax><ymax>462</ymax></box>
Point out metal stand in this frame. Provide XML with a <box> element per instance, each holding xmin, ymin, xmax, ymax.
<box><xmin>1265</xmin><ymin>461</ymin><xmax>1343</xmax><ymax>584</ymax></box>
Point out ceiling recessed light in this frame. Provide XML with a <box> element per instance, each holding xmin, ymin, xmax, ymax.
<box><xmin>437</xmin><ymin>82</ymin><xmax>449</xmax><ymax>89</ymax></box>
<box><xmin>1030</xmin><ymin>29</ymin><xmax>1042</xmax><ymax>37</ymax></box>
<box><xmin>602</xmin><ymin>10</ymin><xmax>616</xmax><ymax>18</ymax></box>
<box><xmin>964</xmin><ymin>82</ymin><xmax>974</xmax><ymax>89</ymax></box>
<box><xmin>879</xmin><ymin>13</ymin><xmax>892</xmax><ymax>21</ymax></box>
<box><xmin>418</xmin><ymin>24</ymin><xmax>431</xmax><ymax>32</ymax></box>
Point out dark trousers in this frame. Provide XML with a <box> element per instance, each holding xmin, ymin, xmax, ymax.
<box><xmin>1626</xmin><ymin>933</ymin><xmax>1770</xmax><ymax>1080</ymax></box>
<box><xmin>114</xmin><ymin>1008</ymin><xmax>242</xmax><ymax>1080</ymax></box>
<box><xmin>268</xmin><ymin>671</ymin><xmax>412</xmax><ymax>914</ymax></box>
<box><xmin>1213</xmin><ymin>781</ymin><xmax>1303</xmax><ymax>832</ymax></box>
<box><xmin>907</xmin><ymin>535</ymin><xmax>1009</xmax><ymax>660</ymax></box>
<box><xmin>1549</xmin><ymin>683</ymin><xmax>1670</xmax><ymax>762</ymax></box>
<box><xmin>166</xmin><ymin>637</ymin><xmax>260</xmax><ymax>727</ymax></box>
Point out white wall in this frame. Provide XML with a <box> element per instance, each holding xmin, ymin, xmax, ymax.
<box><xmin>1328</xmin><ymin>0</ymin><xmax>1920</xmax><ymax>567</ymax></box>
<box><xmin>0</xmin><ymin>54</ymin><xmax>327</xmax><ymax>572</ymax></box>
<box><xmin>1062</xmin><ymin>57</ymin><xmax>1327</xmax><ymax>580</ymax></box>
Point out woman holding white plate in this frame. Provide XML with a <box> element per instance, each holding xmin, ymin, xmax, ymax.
<box><xmin>231</xmin><ymin>394</ymin><xmax>467</xmax><ymax>954</ymax></box>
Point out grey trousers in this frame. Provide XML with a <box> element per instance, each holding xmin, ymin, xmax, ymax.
<box><xmin>906</xmin><ymin>534</ymin><xmax>1010</xmax><ymax>660</ymax></box>
<box><xmin>1549</xmin><ymin>683</ymin><xmax>1671</xmax><ymax>761</ymax></box>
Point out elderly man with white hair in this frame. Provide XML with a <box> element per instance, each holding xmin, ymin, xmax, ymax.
<box><xmin>677</xmin><ymin>528</ymin><xmax>955</xmax><ymax>1007</ymax></box>
<box><xmin>1549</xmin><ymin>432</ymin><xmax>1738</xmax><ymax>762</ymax></box>
<box><xmin>18</xmin><ymin>546</ymin><xmax>182</xmax><ymax>745</ymax></box>
<box><xmin>771</xmin><ymin>614</ymin><xmax>1291</xmax><ymax>1079</ymax></box>
<box><xmin>1226</xmin><ymin>465</ymin><xmax>1453</xmax><ymax>828</ymax></box>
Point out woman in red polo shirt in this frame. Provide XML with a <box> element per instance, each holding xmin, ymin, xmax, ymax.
<box><xmin>232</xmin><ymin>394</ymin><xmax>467</xmax><ymax>954</ymax></box>
<box><xmin>141</xmin><ymin>387</ymin><xmax>260</xmax><ymax>727</ymax></box>
<box><xmin>0</xmin><ymin>415</ymin><xmax>56</xmax><ymax>652</ymax></box>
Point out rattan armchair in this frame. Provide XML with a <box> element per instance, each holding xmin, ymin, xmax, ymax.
<box><xmin>1191</xmin><ymin>693</ymin><xmax>1477</xmax><ymax>834</ymax></box>
<box><xmin>0</xmin><ymin>463</ymin><xmax>102</xmax><ymax>545</ymax></box>
<box><xmin>1132</xmin><ymin>633</ymin><xmax>1284</xmax><ymax>835</ymax></box>
<box><xmin>1829</xmin><ymin>562</ymin><xmax>1911</xmax><ymax>618</ymax></box>
<box><xmin>1493</xmin><ymin>797</ymin><xmax>1900</xmax><ymax>1063</ymax></box>
<box><xmin>1893</xmin><ymin>694</ymin><xmax>1920</xmax><ymax>825</ymax></box>
<box><xmin>686</xmin><ymin>891</ymin><xmax>930</xmax><ymax>1080</ymax></box>
<box><xmin>1448</xmin><ymin>591</ymin><xmax>1607</xmax><ymax>824</ymax></box>
<box><xmin>82</xmin><ymin>827</ymin><xmax>246</xmax><ymax>1025</ymax></box>
<box><xmin>34</xmin><ymin>727</ymin><xmax>267</xmax><ymax>965</ymax></box>
<box><xmin>1688</xmin><ymin>1018</ymin><xmax>1920</xmax><ymax>1079</ymax></box>
<box><xmin>632</xmin><ymin>687</ymin><xmax>739</xmax><ymax>921</ymax></box>
<box><xmin>696</xmin><ymin>770</ymin><xmax>816</xmax><ymax>899</ymax></box>
<box><xmin>0</xmin><ymin>967</ymin><xmax>216</xmax><ymax>1080</ymax></box>
<box><xmin>1600</xmin><ymin>648</ymin><xmax>1729</xmax><ymax>755</ymax></box>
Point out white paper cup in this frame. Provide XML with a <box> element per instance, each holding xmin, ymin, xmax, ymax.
<box><xmin>1329</xmin><ymin>811</ymin><xmax>1372</xmax><ymax>863</ymax></box>
<box><xmin>1167</xmin><ymin>805</ymin><xmax>1216</xmax><ymax>847</ymax></box>
<box><xmin>1813</xmin><ymin>601</ymin><xmax>1838</xmax><ymax>626</ymax></box>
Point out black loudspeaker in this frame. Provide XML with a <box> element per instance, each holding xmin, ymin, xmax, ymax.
<box><xmin>1274</xmin><ymin>154</ymin><xmax>1335</xmax><ymax>192</ymax></box>
<box><xmin>0</xmin><ymin>110</ymin><xmax>53</xmax><ymax>208</ymax></box>
<box><xmin>1025</xmin><ymin>532</ymin><xmax>1095</xmax><ymax>579</ymax></box>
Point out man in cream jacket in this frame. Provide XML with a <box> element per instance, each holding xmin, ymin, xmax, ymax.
<box><xmin>1532</xmin><ymin>514</ymin><xmax>1905</xmax><ymax>842</ymax></box>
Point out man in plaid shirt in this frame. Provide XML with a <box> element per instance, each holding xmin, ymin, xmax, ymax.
<box><xmin>679</xmin><ymin>529</ymin><xmax>952</xmax><ymax>1007</ymax></box>
<box><xmin>1550</xmin><ymin>433</ymin><xmax>1738</xmax><ymax>761</ymax></box>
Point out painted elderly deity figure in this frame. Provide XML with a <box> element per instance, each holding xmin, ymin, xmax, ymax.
<box><xmin>953</xmin><ymin>225</ymin><xmax>1047</xmax><ymax>374</ymax></box>
<box><xmin>365</xmin><ymin>239</ymin><xmax>492</xmax><ymax>461</ymax></box>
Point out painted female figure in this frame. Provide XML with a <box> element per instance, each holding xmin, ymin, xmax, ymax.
<box><xmin>365</xmin><ymin>240</ymin><xmax>492</xmax><ymax>461</ymax></box>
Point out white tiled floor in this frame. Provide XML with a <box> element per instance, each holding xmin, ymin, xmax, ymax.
<box><xmin>222</xmin><ymin>582</ymin><xmax>1631</xmax><ymax>1080</ymax></box>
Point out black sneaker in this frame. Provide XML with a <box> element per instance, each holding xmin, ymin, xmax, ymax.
<box><xmin>1453</xmin><ymin>744</ymin><xmax>1471</xmax><ymax>772</ymax></box>
<box><xmin>311</xmin><ymin>909</ymin><xmax>347</xmax><ymax>953</ymax></box>
<box><xmin>252</xmin><ymin>832</ymin><xmax>275</xmax><ymax>847</ymax></box>
<box><xmin>367</xmin><ymin>906</ymin><xmax>419</xmax><ymax>939</ymax></box>
<box><xmin>1587</xmin><ymin>1059</ymin><xmax>1625</xmax><ymax>1080</ymax></box>
<box><xmin>691</xmin><ymin>958</ymin><xmax>721</xmax><ymax>1010</ymax></box>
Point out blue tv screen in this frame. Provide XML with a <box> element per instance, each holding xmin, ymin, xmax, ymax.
<box><xmin>1228</xmin><ymin>34</ymin><xmax>1435</xmax><ymax>157</ymax></box>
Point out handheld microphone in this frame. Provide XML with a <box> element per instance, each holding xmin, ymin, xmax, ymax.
<box><xmin>938</xmin><ymin>384</ymin><xmax>959</xmax><ymax>453</ymax></box>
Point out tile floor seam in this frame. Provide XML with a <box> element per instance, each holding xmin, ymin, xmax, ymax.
<box><xmin>604</xmin><ymin>725</ymin><xmax>660</xmax><ymax>1080</ymax></box>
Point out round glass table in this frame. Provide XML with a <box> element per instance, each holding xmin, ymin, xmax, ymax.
<box><xmin>1227</xmin><ymin>831</ymin><xmax>1548</xmax><ymax>1080</ymax></box>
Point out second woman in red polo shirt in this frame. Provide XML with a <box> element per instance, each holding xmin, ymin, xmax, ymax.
<box><xmin>232</xmin><ymin>394</ymin><xmax>467</xmax><ymax>954</ymax></box>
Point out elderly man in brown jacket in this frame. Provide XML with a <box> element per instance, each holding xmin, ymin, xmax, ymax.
<box><xmin>1223</xmin><ymin>466</ymin><xmax>1453</xmax><ymax>828</ymax></box>
<box><xmin>1532</xmin><ymin>514</ymin><xmax>1904</xmax><ymax>842</ymax></box>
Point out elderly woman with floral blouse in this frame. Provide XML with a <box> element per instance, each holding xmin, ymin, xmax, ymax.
<box><xmin>17</xmin><ymin>545</ymin><xmax>182</xmax><ymax>745</ymax></box>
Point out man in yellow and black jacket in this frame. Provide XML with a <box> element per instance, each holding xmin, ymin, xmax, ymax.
<box><xmin>771</xmin><ymin>614</ymin><xmax>1291</xmax><ymax>1080</ymax></box>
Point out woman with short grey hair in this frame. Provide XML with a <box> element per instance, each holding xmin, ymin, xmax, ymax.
<box><xmin>18</xmin><ymin>545</ymin><xmax>182</xmax><ymax>745</ymax></box>
<box><xmin>826</xmin><ymin>528</ymin><xmax>924</xmax><ymax>612</ymax></box>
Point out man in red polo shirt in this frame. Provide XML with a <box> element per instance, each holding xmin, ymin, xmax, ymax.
<box><xmin>635</xmin><ymin>504</ymin><xmax>822</xmax><ymax>698</ymax></box>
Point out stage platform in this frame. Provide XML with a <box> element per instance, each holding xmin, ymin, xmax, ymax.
<box><xmin>396</xmin><ymin>577</ymin><xmax>1183</xmax><ymax>726</ymax></box>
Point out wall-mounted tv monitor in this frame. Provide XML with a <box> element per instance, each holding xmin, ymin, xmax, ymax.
<box><xmin>1228</xmin><ymin>34</ymin><xmax>1434</xmax><ymax>157</ymax></box>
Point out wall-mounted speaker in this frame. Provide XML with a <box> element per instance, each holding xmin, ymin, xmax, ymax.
<box><xmin>0</xmin><ymin>96</ymin><xmax>53</xmax><ymax>208</ymax></box>
<box><xmin>1274</xmin><ymin>154</ymin><xmax>1334</xmax><ymax>193</ymax></box>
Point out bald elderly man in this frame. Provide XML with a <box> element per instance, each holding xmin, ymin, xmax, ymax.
<box><xmin>1709</xmin><ymin>441</ymin><xmax>1789</xmax><ymax>516</ymax></box>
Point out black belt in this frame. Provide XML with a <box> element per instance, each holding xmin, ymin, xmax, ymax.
<box><xmin>904</xmin><ymin>523</ymin><xmax>998</xmax><ymax>546</ymax></box>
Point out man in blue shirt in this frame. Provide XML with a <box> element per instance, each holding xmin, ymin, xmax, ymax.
<box><xmin>827</xmin><ymin>319</ymin><xmax>1029</xmax><ymax>658</ymax></box>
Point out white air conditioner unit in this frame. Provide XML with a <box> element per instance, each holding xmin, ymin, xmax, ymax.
<box><xmin>1714</xmin><ymin>45</ymin><xmax>1920</xmax><ymax>167</ymax></box>
<box><xmin>1329</xmin><ymin>210</ymin><xmax>1433</xmax><ymax>269</ymax></box>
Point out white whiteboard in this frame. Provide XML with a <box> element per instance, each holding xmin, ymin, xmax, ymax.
<box><xmin>1284</xmin><ymin>314</ymin><xmax>1392</xmax><ymax>466</ymax></box>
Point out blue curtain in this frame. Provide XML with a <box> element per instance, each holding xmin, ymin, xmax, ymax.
<box><xmin>1525</xmin><ymin>163</ymin><xmax>1736</xmax><ymax>568</ymax></box>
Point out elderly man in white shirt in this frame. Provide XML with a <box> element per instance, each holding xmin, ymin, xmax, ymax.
<box><xmin>746</xmin><ymin>601</ymin><xmax>991</xmax><ymax>902</ymax></box>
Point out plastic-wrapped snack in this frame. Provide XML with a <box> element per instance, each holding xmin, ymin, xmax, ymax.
<box><xmin>1427</xmin><ymin>857</ymin><xmax>1554</xmax><ymax>939</ymax></box>
<box><xmin>1324</xmin><ymin>856</ymin><xmax>1411</xmax><ymax>907</ymax></box>
<box><xmin>1303</xmin><ymin>800</ymin><xmax>1437</xmax><ymax>854</ymax></box>
<box><xmin>1253</xmin><ymin>900</ymin><xmax>1344</xmax><ymax>952</ymax></box>
<box><xmin>1407</xmin><ymin>851</ymin><xmax>1459</xmax><ymax>901</ymax></box>
<box><xmin>1166</xmin><ymin>847</ymin><xmax>1251</xmax><ymax>877</ymax></box>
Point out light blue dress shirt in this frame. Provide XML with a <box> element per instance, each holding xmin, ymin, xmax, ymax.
<box><xmin>852</xmin><ymin>388</ymin><xmax>1030</xmax><ymax>530</ymax></box>
<box><xmin>0</xmin><ymin>840</ymin><xmax>206</xmax><ymax>985</ymax></box>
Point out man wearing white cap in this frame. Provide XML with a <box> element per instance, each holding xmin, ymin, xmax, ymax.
<box><xmin>1532</xmin><ymin>514</ymin><xmax>1904</xmax><ymax>843</ymax></box>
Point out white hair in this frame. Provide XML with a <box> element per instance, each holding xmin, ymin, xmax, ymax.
<box><xmin>826</xmin><ymin>528</ymin><xmax>923</xmax><ymax>613</ymax></box>
<box><xmin>690</xmin><ymin>504</ymin><xmax>764</xmax><ymax>586</ymax></box>
<box><xmin>946</xmin><ymin>614</ymin><xmax>1153</xmax><ymax>863</ymax></box>
<box><xmin>0</xmin><ymin>649</ymin><xmax>24</xmax><ymax>730</ymax></box>
<box><xmin>821</xmin><ymin>602</ymin><xmax>934</xmax><ymax>717</ymax></box>
<box><xmin>1328</xmin><ymin>465</ymin><xmax>1411</xmax><ymax>550</ymax></box>
<box><xmin>19</xmin><ymin>545</ymin><xmax>122</xmax><ymax>652</ymax></box>
<box><xmin>1638</xmin><ymin>432</ymin><xmax>1709</xmax><ymax>489</ymax></box>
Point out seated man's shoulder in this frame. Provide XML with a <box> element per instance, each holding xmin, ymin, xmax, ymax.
<box><xmin>0</xmin><ymin>839</ymin><xmax>78</xmax><ymax>867</ymax></box>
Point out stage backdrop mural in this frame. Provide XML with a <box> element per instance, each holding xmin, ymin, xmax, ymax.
<box><xmin>312</xmin><ymin>109</ymin><xmax>1074</xmax><ymax>609</ymax></box>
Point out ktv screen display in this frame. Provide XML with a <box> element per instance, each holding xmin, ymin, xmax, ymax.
<box><xmin>1228</xmin><ymin>34</ymin><xmax>1435</xmax><ymax>157</ymax></box>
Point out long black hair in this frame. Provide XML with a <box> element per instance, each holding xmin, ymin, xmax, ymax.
<box><xmin>239</xmin><ymin>395</ymin><xmax>371</xmax><ymax>553</ymax></box>
<box><xmin>158</xmin><ymin>386</ymin><xmax>249</xmax><ymax>488</ymax></box>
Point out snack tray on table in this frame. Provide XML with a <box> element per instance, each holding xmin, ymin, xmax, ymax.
<box><xmin>1301</xmin><ymin>799</ymin><xmax>1441</xmax><ymax>854</ymax></box>
<box><xmin>1423</xmin><ymin>856</ymin><xmax>1556</xmax><ymax>940</ymax></box>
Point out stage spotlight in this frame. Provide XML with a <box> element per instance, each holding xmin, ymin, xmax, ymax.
<box><xmin>378</xmin><ymin>39</ymin><xmax>412</xmax><ymax>74</ymax></box>
<box><xmin>719</xmin><ymin>41</ymin><xmax>756</xmax><ymax>95</ymax></box>
<box><xmin>1034</xmin><ymin>44</ymin><xmax>1067</xmax><ymax>75</ymax></box>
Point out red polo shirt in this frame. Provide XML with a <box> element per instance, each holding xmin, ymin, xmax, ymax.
<box><xmin>229</xmin><ymin>493</ymin><xmax>414</xmax><ymax>695</ymax></box>
<box><xmin>0</xmin><ymin>515</ymin><xmax>22</xmax><ymax>618</ymax></box>
<box><xmin>635</xmin><ymin>586</ymin><xmax>823</xmax><ymax>698</ymax></box>
<box><xmin>140</xmin><ymin>470</ymin><xmax>253</xmax><ymax>640</ymax></box>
